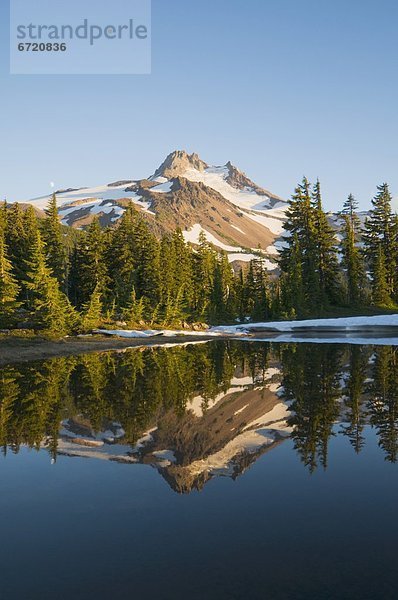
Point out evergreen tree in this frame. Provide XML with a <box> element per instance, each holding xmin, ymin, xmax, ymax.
<box><xmin>0</xmin><ymin>202</ymin><xmax>7</xmax><ymax>231</ymax></box>
<box><xmin>373</xmin><ymin>245</ymin><xmax>391</xmax><ymax>306</ymax></box>
<box><xmin>392</xmin><ymin>214</ymin><xmax>398</xmax><ymax>302</ymax></box>
<box><xmin>42</xmin><ymin>194</ymin><xmax>67</xmax><ymax>289</ymax></box>
<box><xmin>71</xmin><ymin>217</ymin><xmax>108</xmax><ymax>307</ymax></box>
<box><xmin>280</xmin><ymin>234</ymin><xmax>304</xmax><ymax>317</ymax></box>
<box><xmin>312</xmin><ymin>180</ymin><xmax>340</xmax><ymax>305</ymax></box>
<box><xmin>80</xmin><ymin>283</ymin><xmax>103</xmax><ymax>332</ymax></box>
<box><xmin>0</xmin><ymin>229</ymin><xmax>20</xmax><ymax>327</ymax></box>
<box><xmin>342</xmin><ymin>193</ymin><xmax>361</xmax><ymax>230</ymax></box>
<box><xmin>106</xmin><ymin>204</ymin><xmax>140</xmax><ymax>310</ymax></box>
<box><xmin>2</xmin><ymin>204</ymin><xmax>40</xmax><ymax>305</ymax></box>
<box><xmin>162</xmin><ymin>288</ymin><xmax>185</xmax><ymax>326</ymax></box>
<box><xmin>340</xmin><ymin>194</ymin><xmax>366</xmax><ymax>305</ymax></box>
<box><xmin>279</xmin><ymin>178</ymin><xmax>321</xmax><ymax>314</ymax></box>
<box><xmin>243</xmin><ymin>258</ymin><xmax>269</xmax><ymax>321</ymax></box>
<box><xmin>192</xmin><ymin>232</ymin><xmax>217</xmax><ymax>319</ymax></box>
<box><xmin>4</xmin><ymin>203</ymin><xmax>27</xmax><ymax>285</ymax></box>
<box><xmin>280</xmin><ymin>178</ymin><xmax>341</xmax><ymax>315</ymax></box>
<box><xmin>236</xmin><ymin>268</ymin><xmax>246</xmax><ymax>322</ymax></box>
<box><xmin>26</xmin><ymin>230</ymin><xmax>77</xmax><ymax>335</ymax></box>
<box><xmin>172</xmin><ymin>228</ymin><xmax>194</xmax><ymax>308</ymax></box>
<box><xmin>123</xmin><ymin>287</ymin><xmax>145</xmax><ymax>327</ymax></box>
<box><xmin>159</xmin><ymin>234</ymin><xmax>177</xmax><ymax>303</ymax></box>
<box><xmin>209</xmin><ymin>253</ymin><xmax>235</xmax><ymax>323</ymax></box>
<box><xmin>363</xmin><ymin>183</ymin><xmax>395</xmax><ymax>304</ymax></box>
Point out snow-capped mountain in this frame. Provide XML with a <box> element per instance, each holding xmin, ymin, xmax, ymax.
<box><xmin>22</xmin><ymin>150</ymin><xmax>289</xmax><ymax>265</ymax></box>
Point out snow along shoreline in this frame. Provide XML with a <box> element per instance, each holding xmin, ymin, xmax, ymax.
<box><xmin>210</xmin><ymin>314</ymin><xmax>398</xmax><ymax>334</ymax></box>
<box><xmin>93</xmin><ymin>314</ymin><xmax>398</xmax><ymax>346</ymax></box>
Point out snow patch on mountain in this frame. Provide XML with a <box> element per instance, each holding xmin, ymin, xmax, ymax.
<box><xmin>227</xmin><ymin>253</ymin><xmax>261</xmax><ymax>263</ymax></box>
<box><xmin>59</xmin><ymin>200</ymin><xmax>125</xmax><ymax>225</ymax></box>
<box><xmin>231</xmin><ymin>224</ymin><xmax>246</xmax><ymax>234</ymax></box>
<box><xmin>188</xmin><ymin>386</ymin><xmax>248</xmax><ymax>418</ymax></box>
<box><xmin>150</xmin><ymin>181</ymin><xmax>174</xmax><ymax>193</ymax></box>
<box><xmin>183</xmin><ymin>165</ymin><xmax>283</xmax><ymax>212</ymax></box>
<box><xmin>26</xmin><ymin>182</ymin><xmax>152</xmax><ymax>214</ymax></box>
<box><xmin>243</xmin><ymin>207</ymin><xmax>287</xmax><ymax>235</ymax></box>
<box><xmin>184</xmin><ymin>429</ymin><xmax>277</xmax><ymax>477</ymax></box>
<box><xmin>183</xmin><ymin>224</ymin><xmax>242</xmax><ymax>252</ymax></box>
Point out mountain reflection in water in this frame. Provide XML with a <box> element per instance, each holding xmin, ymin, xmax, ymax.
<box><xmin>0</xmin><ymin>341</ymin><xmax>397</xmax><ymax>492</ymax></box>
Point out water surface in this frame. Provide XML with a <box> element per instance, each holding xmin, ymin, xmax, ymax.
<box><xmin>1</xmin><ymin>341</ymin><xmax>398</xmax><ymax>599</ymax></box>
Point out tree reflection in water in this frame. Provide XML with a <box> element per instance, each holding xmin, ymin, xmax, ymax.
<box><xmin>1</xmin><ymin>341</ymin><xmax>398</xmax><ymax>491</ymax></box>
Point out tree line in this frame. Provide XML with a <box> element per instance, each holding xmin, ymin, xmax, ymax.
<box><xmin>0</xmin><ymin>179</ymin><xmax>397</xmax><ymax>335</ymax></box>
<box><xmin>0</xmin><ymin>196</ymin><xmax>269</xmax><ymax>334</ymax></box>
<box><xmin>279</xmin><ymin>179</ymin><xmax>398</xmax><ymax>316</ymax></box>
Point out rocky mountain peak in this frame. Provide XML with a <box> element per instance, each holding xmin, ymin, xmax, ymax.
<box><xmin>152</xmin><ymin>150</ymin><xmax>208</xmax><ymax>179</ymax></box>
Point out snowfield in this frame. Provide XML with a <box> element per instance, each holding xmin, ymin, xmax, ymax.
<box><xmin>59</xmin><ymin>200</ymin><xmax>125</xmax><ymax>225</ymax></box>
<box><xmin>183</xmin><ymin>165</ymin><xmax>280</xmax><ymax>212</ymax></box>
<box><xmin>94</xmin><ymin>314</ymin><xmax>398</xmax><ymax>346</ymax></box>
<box><xmin>93</xmin><ymin>328</ymin><xmax>247</xmax><ymax>339</ymax></box>
<box><xmin>210</xmin><ymin>314</ymin><xmax>398</xmax><ymax>345</ymax></box>
<box><xmin>181</xmin><ymin>165</ymin><xmax>288</xmax><ymax>238</ymax></box>
<box><xmin>244</xmin><ymin>207</ymin><xmax>287</xmax><ymax>235</ymax></box>
<box><xmin>211</xmin><ymin>314</ymin><xmax>398</xmax><ymax>333</ymax></box>
<box><xmin>23</xmin><ymin>182</ymin><xmax>152</xmax><ymax>214</ymax></box>
<box><xmin>182</xmin><ymin>223</ymin><xmax>243</xmax><ymax>252</ymax></box>
<box><xmin>150</xmin><ymin>181</ymin><xmax>174</xmax><ymax>193</ymax></box>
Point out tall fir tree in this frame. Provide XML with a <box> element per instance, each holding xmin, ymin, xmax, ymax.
<box><xmin>210</xmin><ymin>253</ymin><xmax>236</xmax><ymax>323</ymax></box>
<box><xmin>243</xmin><ymin>258</ymin><xmax>269</xmax><ymax>321</ymax></box>
<box><xmin>80</xmin><ymin>283</ymin><xmax>103</xmax><ymax>332</ymax></box>
<box><xmin>0</xmin><ymin>228</ymin><xmax>20</xmax><ymax>327</ymax></box>
<box><xmin>133</xmin><ymin>218</ymin><xmax>161</xmax><ymax>309</ymax></box>
<box><xmin>123</xmin><ymin>287</ymin><xmax>145</xmax><ymax>326</ymax></box>
<box><xmin>71</xmin><ymin>217</ymin><xmax>108</xmax><ymax>307</ymax></box>
<box><xmin>192</xmin><ymin>232</ymin><xmax>218</xmax><ymax>320</ymax></box>
<box><xmin>340</xmin><ymin>194</ymin><xmax>366</xmax><ymax>306</ymax></box>
<box><xmin>42</xmin><ymin>194</ymin><xmax>67</xmax><ymax>290</ymax></box>
<box><xmin>280</xmin><ymin>178</ymin><xmax>320</xmax><ymax>314</ymax></box>
<box><xmin>171</xmin><ymin>228</ymin><xmax>194</xmax><ymax>309</ymax></box>
<box><xmin>312</xmin><ymin>180</ymin><xmax>340</xmax><ymax>305</ymax></box>
<box><xmin>280</xmin><ymin>234</ymin><xmax>304</xmax><ymax>317</ymax></box>
<box><xmin>372</xmin><ymin>245</ymin><xmax>390</xmax><ymax>306</ymax></box>
<box><xmin>106</xmin><ymin>203</ymin><xmax>139</xmax><ymax>310</ymax></box>
<box><xmin>26</xmin><ymin>230</ymin><xmax>77</xmax><ymax>335</ymax></box>
<box><xmin>4</xmin><ymin>203</ymin><xmax>27</xmax><ymax>285</ymax></box>
<box><xmin>363</xmin><ymin>183</ymin><xmax>395</xmax><ymax>304</ymax></box>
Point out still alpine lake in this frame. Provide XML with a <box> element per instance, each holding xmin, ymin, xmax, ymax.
<box><xmin>1</xmin><ymin>340</ymin><xmax>398</xmax><ymax>600</ymax></box>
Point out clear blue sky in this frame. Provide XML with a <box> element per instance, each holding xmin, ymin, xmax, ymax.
<box><xmin>1</xmin><ymin>0</ymin><xmax>398</xmax><ymax>210</ymax></box>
